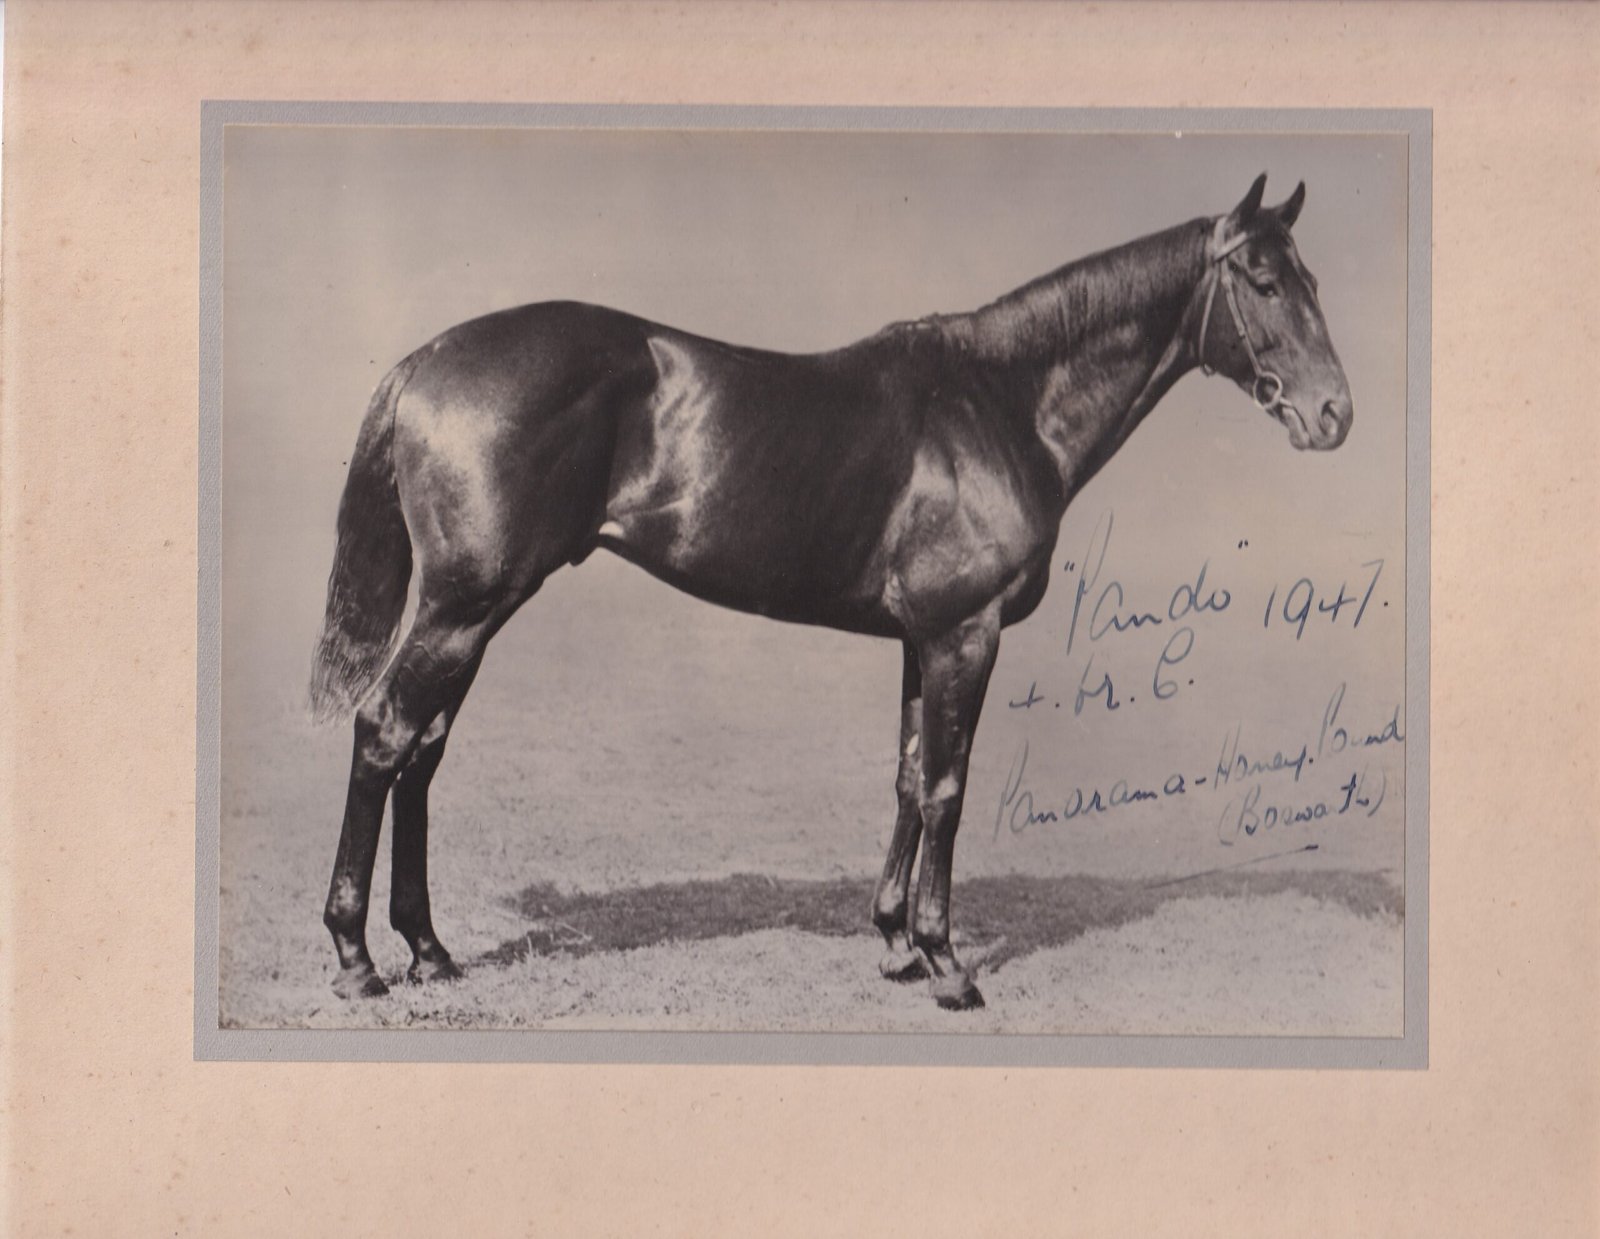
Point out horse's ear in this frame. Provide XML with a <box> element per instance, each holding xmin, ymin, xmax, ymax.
<box><xmin>1230</xmin><ymin>173</ymin><xmax>1268</xmax><ymax>228</ymax></box>
<box><xmin>1276</xmin><ymin>181</ymin><xmax>1307</xmax><ymax>230</ymax></box>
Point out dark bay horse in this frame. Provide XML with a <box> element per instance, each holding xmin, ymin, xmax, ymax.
<box><xmin>309</xmin><ymin>174</ymin><xmax>1352</xmax><ymax>1010</ymax></box>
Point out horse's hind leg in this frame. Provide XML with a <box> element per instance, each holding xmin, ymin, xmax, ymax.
<box><xmin>388</xmin><ymin>657</ymin><xmax>482</xmax><ymax>984</ymax></box>
<box><xmin>871</xmin><ymin>644</ymin><xmax>929</xmax><ymax>981</ymax></box>
<box><xmin>323</xmin><ymin>602</ymin><xmax>498</xmax><ymax>999</ymax></box>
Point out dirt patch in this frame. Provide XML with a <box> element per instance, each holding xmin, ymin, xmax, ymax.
<box><xmin>222</xmin><ymin>870</ymin><xmax>1402</xmax><ymax>1035</ymax></box>
<box><xmin>487</xmin><ymin>867</ymin><xmax>1400</xmax><ymax>969</ymax></box>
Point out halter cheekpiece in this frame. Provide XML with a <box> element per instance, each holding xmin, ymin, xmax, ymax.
<box><xmin>1197</xmin><ymin>217</ymin><xmax>1292</xmax><ymax>420</ymax></box>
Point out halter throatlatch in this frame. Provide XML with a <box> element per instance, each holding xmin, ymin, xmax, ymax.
<box><xmin>1197</xmin><ymin>218</ymin><xmax>1294</xmax><ymax>421</ymax></box>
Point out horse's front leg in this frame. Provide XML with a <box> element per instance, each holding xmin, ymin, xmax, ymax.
<box><xmin>871</xmin><ymin>643</ymin><xmax>928</xmax><ymax>982</ymax></box>
<box><xmin>911</xmin><ymin>603</ymin><xmax>1001</xmax><ymax>1010</ymax></box>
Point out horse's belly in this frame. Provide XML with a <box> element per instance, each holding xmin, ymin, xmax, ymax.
<box><xmin>596</xmin><ymin>493</ymin><xmax>900</xmax><ymax>634</ymax></box>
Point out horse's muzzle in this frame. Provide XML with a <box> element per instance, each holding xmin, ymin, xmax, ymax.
<box><xmin>1306</xmin><ymin>398</ymin><xmax>1352</xmax><ymax>451</ymax></box>
<box><xmin>1286</xmin><ymin>396</ymin><xmax>1351</xmax><ymax>451</ymax></box>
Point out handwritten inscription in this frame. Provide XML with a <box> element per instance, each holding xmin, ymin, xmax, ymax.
<box><xmin>1023</xmin><ymin>509</ymin><xmax>1393</xmax><ymax>719</ymax></box>
<box><xmin>1262</xmin><ymin>561</ymin><xmax>1385</xmax><ymax>640</ymax></box>
<box><xmin>1215</xmin><ymin>767</ymin><xmax>1387</xmax><ymax>847</ymax></box>
<box><xmin>997</xmin><ymin>507</ymin><xmax>1402</xmax><ymax>852</ymax></box>
<box><xmin>997</xmin><ymin>679</ymin><xmax>1403</xmax><ymax>849</ymax></box>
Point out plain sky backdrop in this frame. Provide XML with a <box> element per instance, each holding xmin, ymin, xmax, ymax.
<box><xmin>222</xmin><ymin>124</ymin><xmax>1409</xmax><ymax>879</ymax></box>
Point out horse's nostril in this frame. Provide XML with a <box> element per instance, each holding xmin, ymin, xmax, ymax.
<box><xmin>1320</xmin><ymin>401</ymin><xmax>1343</xmax><ymax>430</ymax></box>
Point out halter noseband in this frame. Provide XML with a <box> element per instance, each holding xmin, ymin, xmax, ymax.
<box><xmin>1197</xmin><ymin>218</ymin><xmax>1291</xmax><ymax>418</ymax></box>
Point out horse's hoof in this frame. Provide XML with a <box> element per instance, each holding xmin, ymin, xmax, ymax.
<box><xmin>331</xmin><ymin>966</ymin><xmax>389</xmax><ymax>1000</ymax></box>
<box><xmin>931</xmin><ymin>972</ymin><xmax>985</xmax><ymax>1011</ymax></box>
<box><xmin>879</xmin><ymin>942</ymin><xmax>929</xmax><ymax>982</ymax></box>
<box><xmin>407</xmin><ymin>954</ymin><xmax>465</xmax><ymax>985</ymax></box>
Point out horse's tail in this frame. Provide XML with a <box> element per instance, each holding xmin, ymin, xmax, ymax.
<box><xmin>307</xmin><ymin>351</ymin><xmax>425</xmax><ymax>723</ymax></box>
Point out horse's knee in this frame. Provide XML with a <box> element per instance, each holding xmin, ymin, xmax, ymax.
<box><xmin>919</xmin><ymin>779</ymin><xmax>963</xmax><ymax>827</ymax></box>
<box><xmin>894</xmin><ymin>753</ymin><xmax>922</xmax><ymax>807</ymax></box>
<box><xmin>872</xmin><ymin>888</ymin><xmax>906</xmax><ymax>935</ymax></box>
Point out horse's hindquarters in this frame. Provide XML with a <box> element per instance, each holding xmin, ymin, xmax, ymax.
<box><xmin>392</xmin><ymin>304</ymin><xmax>658</xmax><ymax>605</ymax></box>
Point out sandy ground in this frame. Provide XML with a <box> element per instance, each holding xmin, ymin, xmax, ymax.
<box><xmin>219</xmin><ymin>575</ymin><xmax>1406</xmax><ymax>1036</ymax></box>
<box><xmin>222</xmin><ymin>882</ymin><xmax>1401</xmax><ymax>1036</ymax></box>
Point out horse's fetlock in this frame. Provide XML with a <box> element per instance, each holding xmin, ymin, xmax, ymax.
<box><xmin>388</xmin><ymin>905</ymin><xmax>417</xmax><ymax>935</ymax></box>
<box><xmin>872</xmin><ymin>899</ymin><xmax>907</xmax><ymax>937</ymax></box>
<box><xmin>324</xmin><ymin>900</ymin><xmax>361</xmax><ymax>937</ymax></box>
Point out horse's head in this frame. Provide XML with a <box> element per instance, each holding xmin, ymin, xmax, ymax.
<box><xmin>1196</xmin><ymin>174</ymin><xmax>1352</xmax><ymax>451</ymax></box>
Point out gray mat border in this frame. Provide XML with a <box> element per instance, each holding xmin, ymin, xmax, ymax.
<box><xmin>196</xmin><ymin>102</ymin><xmax>1431</xmax><ymax>1067</ymax></box>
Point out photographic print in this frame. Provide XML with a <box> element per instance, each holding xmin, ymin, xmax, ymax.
<box><xmin>205</xmin><ymin>109</ymin><xmax>1425</xmax><ymax>1059</ymax></box>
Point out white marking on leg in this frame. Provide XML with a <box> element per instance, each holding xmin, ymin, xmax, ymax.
<box><xmin>929</xmin><ymin>772</ymin><xmax>961</xmax><ymax>802</ymax></box>
<box><xmin>905</xmin><ymin>733</ymin><xmax>920</xmax><ymax>759</ymax></box>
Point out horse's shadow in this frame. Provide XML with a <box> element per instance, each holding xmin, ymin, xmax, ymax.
<box><xmin>479</xmin><ymin>869</ymin><xmax>1401</xmax><ymax>976</ymax></box>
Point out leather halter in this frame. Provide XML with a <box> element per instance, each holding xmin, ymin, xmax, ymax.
<box><xmin>1197</xmin><ymin>218</ymin><xmax>1292</xmax><ymax>419</ymax></box>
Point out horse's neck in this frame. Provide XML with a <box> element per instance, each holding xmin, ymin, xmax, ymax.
<box><xmin>1031</xmin><ymin>305</ymin><xmax>1197</xmax><ymax>499</ymax></box>
<box><xmin>954</xmin><ymin>220</ymin><xmax>1210</xmax><ymax>502</ymax></box>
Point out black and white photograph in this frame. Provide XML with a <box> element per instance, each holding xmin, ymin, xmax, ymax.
<box><xmin>23</xmin><ymin>0</ymin><xmax>1600</xmax><ymax>1228</ymax></box>
<box><xmin>211</xmin><ymin>115</ymin><xmax>1421</xmax><ymax>1048</ymax></box>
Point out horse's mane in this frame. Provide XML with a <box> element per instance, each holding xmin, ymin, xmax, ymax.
<box><xmin>930</xmin><ymin>217</ymin><xmax>1212</xmax><ymax>365</ymax></box>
